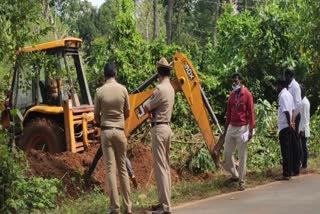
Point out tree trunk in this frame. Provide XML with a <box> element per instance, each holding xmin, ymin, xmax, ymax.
<box><xmin>212</xmin><ymin>0</ymin><xmax>221</xmax><ymax>46</ymax></box>
<box><xmin>259</xmin><ymin>0</ymin><xmax>266</xmax><ymax>8</ymax></box>
<box><xmin>228</xmin><ymin>0</ymin><xmax>238</xmax><ymax>14</ymax></box>
<box><xmin>43</xmin><ymin>0</ymin><xmax>57</xmax><ymax>39</ymax></box>
<box><xmin>165</xmin><ymin>0</ymin><xmax>174</xmax><ymax>44</ymax></box>
<box><xmin>234</xmin><ymin>0</ymin><xmax>239</xmax><ymax>13</ymax></box>
<box><xmin>146</xmin><ymin>10</ymin><xmax>150</xmax><ymax>41</ymax></box>
<box><xmin>153</xmin><ymin>0</ymin><xmax>158</xmax><ymax>40</ymax></box>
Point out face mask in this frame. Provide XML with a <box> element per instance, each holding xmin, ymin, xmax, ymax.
<box><xmin>232</xmin><ymin>84</ymin><xmax>241</xmax><ymax>91</ymax></box>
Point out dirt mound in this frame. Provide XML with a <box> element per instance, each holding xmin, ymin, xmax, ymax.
<box><xmin>26</xmin><ymin>142</ymin><xmax>179</xmax><ymax>197</ymax></box>
<box><xmin>128</xmin><ymin>143</ymin><xmax>179</xmax><ymax>188</ymax></box>
<box><xmin>26</xmin><ymin>144</ymin><xmax>105</xmax><ymax>197</ymax></box>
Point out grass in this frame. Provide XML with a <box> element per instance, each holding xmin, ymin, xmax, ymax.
<box><xmin>308</xmin><ymin>157</ymin><xmax>320</xmax><ymax>173</ymax></box>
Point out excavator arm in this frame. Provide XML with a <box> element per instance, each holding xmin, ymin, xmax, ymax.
<box><xmin>84</xmin><ymin>53</ymin><xmax>224</xmax><ymax>178</ymax></box>
<box><xmin>172</xmin><ymin>53</ymin><xmax>223</xmax><ymax>160</ymax></box>
<box><xmin>126</xmin><ymin>53</ymin><xmax>223</xmax><ymax>159</ymax></box>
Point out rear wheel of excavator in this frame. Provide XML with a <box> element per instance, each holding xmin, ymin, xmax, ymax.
<box><xmin>19</xmin><ymin>118</ymin><xmax>65</xmax><ymax>153</ymax></box>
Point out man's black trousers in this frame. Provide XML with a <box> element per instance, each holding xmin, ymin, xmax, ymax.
<box><xmin>279</xmin><ymin>128</ymin><xmax>292</xmax><ymax>177</ymax></box>
<box><xmin>293</xmin><ymin>113</ymin><xmax>301</xmax><ymax>174</ymax></box>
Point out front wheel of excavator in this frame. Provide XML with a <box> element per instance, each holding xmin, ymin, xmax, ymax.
<box><xmin>19</xmin><ymin>118</ymin><xmax>65</xmax><ymax>153</ymax></box>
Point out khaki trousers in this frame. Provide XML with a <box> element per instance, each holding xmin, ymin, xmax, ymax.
<box><xmin>151</xmin><ymin>124</ymin><xmax>172</xmax><ymax>212</ymax></box>
<box><xmin>224</xmin><ymin>125</ymin><xmax>248</xmax><ymax>184</ymax></box>
<box><xmin>101</xmin><ymin>129</ymin><xmax>132</xmax><ymax>213</ymax></box>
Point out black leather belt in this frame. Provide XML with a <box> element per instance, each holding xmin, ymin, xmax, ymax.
<box><xmin>101</xmin><ymin>126</ymin><xmax>124</xmax><ymax>131</ymax></box>
<box><xmin>151</xmin><ymin>122</ymin><xmax>169</xmax><ymax>127</ymax></box>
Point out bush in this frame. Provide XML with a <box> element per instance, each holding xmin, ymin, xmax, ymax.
<box><xmin>309</xmin><ymin>107</ymin><xmax>320</xmax><ymax>158</ymax></box>
<box><xmin>247</xmin><ymin>99</ymin><xmax>280</xmax><ymax>170</ymax></box>
<box><xmin>7</xmin><ymin>177</ymin><xmax>61</xmax><ymax>211</ymax></box>
<box><xmin>0</xmin><ymin>131</ymin><xmax>62</xmax><ymax>212</ymax></box>
<box><xmin>191</xmin><ymin>147</ymin><xmax>215</xmax><ymax>173</ymax></box>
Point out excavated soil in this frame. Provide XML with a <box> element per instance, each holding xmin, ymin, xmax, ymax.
<box><xmin>26</xmin><ymin>142</ymin><xmax>179</xmax><ymax>197</ymax></box>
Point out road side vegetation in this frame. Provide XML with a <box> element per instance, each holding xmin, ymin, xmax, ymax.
<box><xmin>0</xmin><ymin>132</ymin><xmax>62</xmax><ymax>212</ymax></box>
<box><xmin>1</xmin><ymin>0</ymin><xmax>320</xmax><ymax>212</ymax></box>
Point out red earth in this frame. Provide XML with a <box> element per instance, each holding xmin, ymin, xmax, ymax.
<box><xmin>26</xmin><ymin>142</ymin><xmax>179</xmax><ymax>197</ymax></box>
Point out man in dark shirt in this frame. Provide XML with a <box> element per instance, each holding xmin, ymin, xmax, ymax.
<box><xmin>223</xmin><ymin>72</ymin><xmax>255</xmax><ymax>191</ymax></box>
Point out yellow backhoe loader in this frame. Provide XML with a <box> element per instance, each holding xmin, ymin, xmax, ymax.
<box><xmin>1</xmin><ymin>38</ymin><xmax>99</xmax><ymax>153</ymax></box>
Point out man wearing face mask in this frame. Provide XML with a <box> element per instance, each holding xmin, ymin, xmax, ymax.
<box><xmin>223</xmin><ymin>72</ymin><xmax>255</xmax><ymax>191</ymax></box>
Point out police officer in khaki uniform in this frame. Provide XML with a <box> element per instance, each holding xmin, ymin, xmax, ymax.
<box><xmin>94</xmin><ymin>62</ymin><xmax>132</xmax><ymax>214</ymax></box>
<box><xmin>143</xmin><ymin>57</ymin><xmax>175</xmax><ymax>214</ymax></box>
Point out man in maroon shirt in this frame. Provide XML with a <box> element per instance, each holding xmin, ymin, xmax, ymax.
<box><xmin>223</xmin><ymin>72</ymin><xmax>255</xmax><ymax>191</ymax></box>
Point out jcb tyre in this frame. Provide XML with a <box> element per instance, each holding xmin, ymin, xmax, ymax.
<box><xmin>19</xmin><ymin>118</ymin><xmax>65</xmax><ymax>153</ymax></box>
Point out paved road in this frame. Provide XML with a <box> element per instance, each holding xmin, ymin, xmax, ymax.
<box><xmin>173</xmin><ymin>174</ymin><xmax>320</xmax><ymax>214</ymax></box>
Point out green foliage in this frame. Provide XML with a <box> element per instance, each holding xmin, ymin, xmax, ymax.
<box><xmin>53</xmin><ymin>0</ymin><xmax>97</xmax><ymax>38</ymax></box>
<box><xmin>0</xmin><ymin>131</ymin><xmax>62</xmax><ymax>212</ymax></box>
<box><xmin>254</xmin><ymin>99</ymin><xmax>277</xmax><ymax>136</ymax></box>
<box><xmin>7</xmin><ymin>176</ymin><xmax>61</xmax><ymax>211</ymax></box>
<box><xmin>191</xmin><ymin>147</ymin><xmax>215</xmax><ymax>173</ymax></box>
<box><xmin>247</xmin><ymin>99</ymin><xmax>280</xmax><ymax>170</ymax></box>
<box><xmin>170</xmin><ymin>130</ymin><xmax>215</xmax><ymax>174</ymax></box>
<box><xmin>0</xmin><ymin>132</ymin><xmax>24</xmax><ymax>212</ymax></box>
<box><xmin>207</xmin><ymin>0</ymin><xmax>319</xmax><ymax>112</ymax></box>
<box><xmin>0</xmin><ymin>0</ymin><xmax>50</xmax><ymax>61</ymax></box>
<box><xmin>0</xmin><ymin>0</ymin><xmax>51</xmax><ymax>96</ymax></box>
<box><xmin>171</xmin><ymin>94</ymin><xmax>199</xmax><ymax>133</ymax></box>
<box><xmin>87</xmin><ymin>0</ymin><xmax>180</xmax><ymax>94</ymax></box>
<box><xmin>309</xmin><ymin>107</ymin><xmax>320</xmax><ymax>158</ymax></box>
<box><xmin>135</xmin><ymin>0</ymin><xmax>166</xmax><ymax>41</ymax></box>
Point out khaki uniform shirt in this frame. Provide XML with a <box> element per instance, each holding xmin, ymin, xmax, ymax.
<box><xmin>143</xmin><ymin>78</ymin><xmax>175</xmax><ymax>122</ymax></box>
<box><xmin>94</xmin><ymin>78</ymin><xmax>130</xmax><ymax>128</ymax></box>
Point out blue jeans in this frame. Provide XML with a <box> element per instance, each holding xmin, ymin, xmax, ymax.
<box><xmin>126</xmin><ymin>158</ymin><xmax>135</xmax><ymax>177</ymax></box>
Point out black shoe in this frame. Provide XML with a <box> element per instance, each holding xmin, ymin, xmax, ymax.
<box><xmin>292</xmin><ymin>172</ymin><xmax>300</xmax><ymax>177</ymax></box>
<box><xmin>148</xmin><ymin>211</ymin><xmax>171</xmax><ymax>214</ymax></box>
<box><xmin>224</xmin><ymin>177</ymin><xmax>239</xmax><ymax>186</ymax></box>
<box><xmin>231</xmin><ymin>177</ymin><xmax>239</xmax><ymax>182</ymax></box>
<box><xmin>151</xmin><ymin>211</ymin><xmax>171</xmax><ymax>214</ymax></box>
<box><xmin>149</xmin><ymin>204</ymin><xmax>161</xmax><ymax>211</ymax></box>
<box><xmin>300</xmin><ymin>167</ymin><xmax>308</xmax><ymax>174</ymax></box>
<box><xmin>238</xmin><ymin>183</ymin><xmax>245</xmax><ymax>191</ymax></box>
<box><xmin>147</xmin><ymin>204</ymin><xmax>171</xmax><ymax>214</ymax></box>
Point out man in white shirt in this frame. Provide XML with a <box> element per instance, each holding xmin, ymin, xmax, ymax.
<box><xmin>284</xmin><ymin>68</ymin><xmax>301</xmax><ymax>175</ymax></box>
<box><xmin>277</xmin><ymin>77</ymin><xmax>295</xmax><ymax>180</ymax></box>
<box><xmin>299</xmin><ymin>85</ymin><xmax>310</xmax><ymax>169</ymax></box>
<box><xmin>285</xmin><ymin>68</ymin><xmax>302</xmax><ymax>128</ymax></box>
